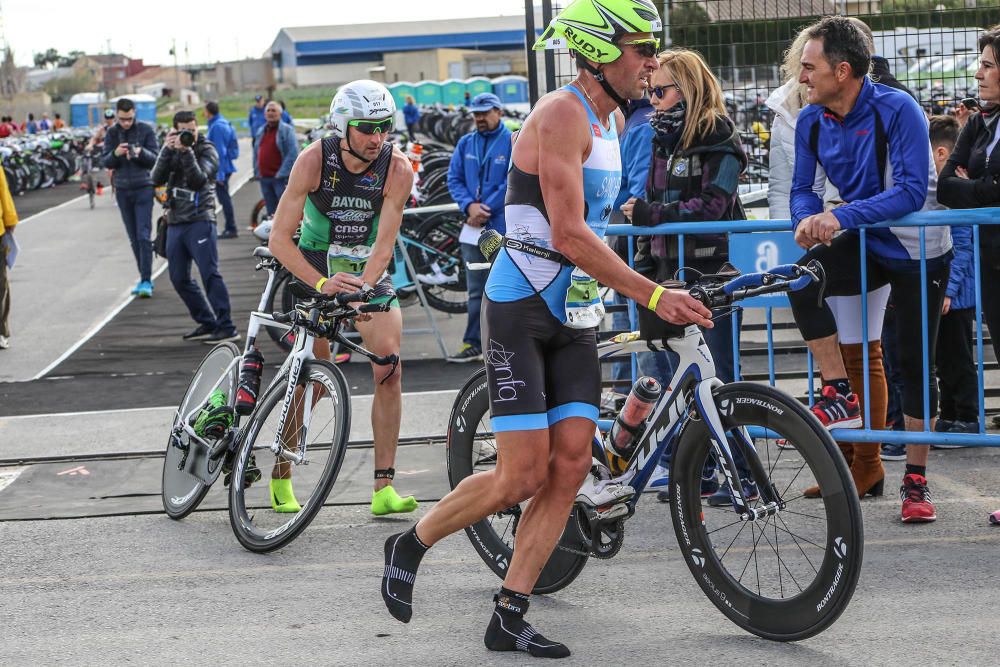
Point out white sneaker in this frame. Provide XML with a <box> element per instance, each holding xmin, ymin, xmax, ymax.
<box><xmin>576</xmin><ymin>459</ymin><xmax>634</xmax><ymax>507</ymax></box>
<box><xmin>0</xmin><ymin>335</ymin><xmax>8</xmax><ymax>349</ymax></box>
<box><xmin>644</xmin><ymin>464</ymin><xmax>669</xmax><ymax>493</ymax></box>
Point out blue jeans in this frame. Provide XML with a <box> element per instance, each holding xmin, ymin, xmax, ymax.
<box><xmin>260</xmin><ymin>176</ymin><xmax>287</xmax><ymax>216</ymax></box>
<box><xmin>115</xmin><ymin>185</ymin><xmax>154</xmax><ymax>282</ymax></box>
<box><xmin>166</xmin><ymin>220</ymin><xmax>234</xmax><ymax>333</ymax></box>
<box><xmin>461</xmin><ymin>243</ymin><xmax>487</xmax><ymax>350</ymax></box>
<box><xmin>216</xmin><ymin>175</ymin><xmax>236</xmax><ymax>233</ymax></box>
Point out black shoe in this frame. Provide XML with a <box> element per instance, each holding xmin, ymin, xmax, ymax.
<box><xmin>446</xmin><ymin>344</ymin><xmax>482</xmax><ymax>363</ymax></box>
<box><xmin>183</xmin><ymin>324</ymin><xmax>215</xmax><ymax>341</ymax></box>
<box><xmin>203</xmin><ymin>329</ymin><xmax>241</xmax><ymax>344</ymax></box>
<box><xmin>218</xmin><ymin>230</ymin><xmax>239</xmax><ymax>239</ymax></box>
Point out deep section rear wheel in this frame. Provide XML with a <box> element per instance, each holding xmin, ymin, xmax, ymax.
<box><xmin>668</xmin><ymin>382</ymin><xmax>863</xmax><ymax>641</ymax></box>
<box><xmin>162</xmin><ymin>342</ymin><xmax>240</xmax><ymax>519</ymax></box>
<box><xmin>446</xmin><ymin>368</ymin><xmax>589</xmax><ymax>594</ymax></box>
<box><xmin>228</xmin><ymin>359</ymin><xmax>351</xmax><ymax>552</ymax></box>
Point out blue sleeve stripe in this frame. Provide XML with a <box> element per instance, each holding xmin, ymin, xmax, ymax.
<box><xmin>547</xmin><ymin>402</ymin><xmax>599</xmax><ymax>426</ymax></box>
<box><xmin>492</xmin><ymin>413</ymin><xmax>550</xmax><ymax>432</ymax></box>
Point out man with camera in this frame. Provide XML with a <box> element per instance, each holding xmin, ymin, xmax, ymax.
<box><xmin>152</xmin><ymin>111</ymin><xmax>238</xmax><ymax>344</ymax></box>
<box><xmin>102</xmin><ymin>97</ymin><xmax>159</xmax><ymax>298</ymax></box>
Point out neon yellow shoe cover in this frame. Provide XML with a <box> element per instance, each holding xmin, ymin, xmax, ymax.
<box><xmin>371</xmin><ymin>485</ymin><xmax>418</xmax><ymax>516</ymax></box>
<box><xmin>270</xmin><ymin>478</ymin><xmax>301</xmax><ymax>513</ymax></box>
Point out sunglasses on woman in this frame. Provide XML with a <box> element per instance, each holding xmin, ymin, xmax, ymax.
<box><xmin>348</xmin><ymin>118</ymin><xmax>393</xmax><ymax>135</ymax></box>
<box><xmin>650</xmin><ymin>82</ymin><xmax>681</xmax><ymax>99</ymax></box>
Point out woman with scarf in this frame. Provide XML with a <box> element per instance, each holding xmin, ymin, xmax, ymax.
<box><xmin>621</xmin><ymin>48</ymin><xmax>749</xmax><ymax>506</ymax></box>
<box><xmin>936</xmin><ymin>27</ymin><xmax>1000</xmax><ymax>525</ymax></box>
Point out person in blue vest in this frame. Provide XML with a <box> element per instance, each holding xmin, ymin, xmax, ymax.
<box><xmin>445</xmin><ymin>92</ymin><xmax>511</xmax><ymax>363</ymax></box>
<box><xmin>205</xmin><ymin>101</ymin><xmax>240</xmax><ymax>238</ymax></box>
<box><xmin>254</xmin><ymin>101</ymin><xmax>298</xmax><ymax>216</ymax></box>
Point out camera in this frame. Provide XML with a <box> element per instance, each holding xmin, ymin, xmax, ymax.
<box><xmin>961</xmin><ymin>98</ymin><xmax>981</xmax><ymax>111</ymax></box>
<box><xmin>178</xmin><ymin>129</ymin><xmax>195</xmax><ymax>147</ymax></box>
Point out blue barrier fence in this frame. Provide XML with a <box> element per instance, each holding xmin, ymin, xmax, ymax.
<box><xmin>606</xmin><ymin>207</ymin><xmax>1000</xmax><ymax>448</ymax></box>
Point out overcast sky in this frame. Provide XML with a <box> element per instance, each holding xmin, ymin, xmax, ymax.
<box><xmin>4</xmin><ymin>0</ymin><xmax>529</xmax><ymax>67</ymax></box>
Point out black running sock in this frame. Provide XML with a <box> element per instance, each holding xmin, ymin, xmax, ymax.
<box><xmin>381</xmin><ymin>526</ymin><xmax>429</xmax><ymax>623</ymax></box>
<box><xmin>484</xmin><ymin>587</ymin><xmax>571</xmax><ymax>659</ymax></box>
<box><xmin>826</xmin><ymin>378</ymin><xmax>852</xmax><ymax>397</ymax></box>
<box><xmin>905</xmin><ymin>464</ymin><xmax>927</xmax><ymax>478</ymax></box>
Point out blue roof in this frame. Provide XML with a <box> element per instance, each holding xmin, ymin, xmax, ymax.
<box><xmin>295</xmin><ymin>30</ymin><xmax>528</xmax><ymax>57</ymax></box>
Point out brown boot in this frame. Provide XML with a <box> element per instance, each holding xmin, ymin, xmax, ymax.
<box><xmin>803</xmin><ymin>440</ymin><xmax>854</xmax><ymax>498</ymax></box>
<box><xmin>804</xmin><ymin>341</ymin><xmax>886</xmax><ymax>499</ymax></box>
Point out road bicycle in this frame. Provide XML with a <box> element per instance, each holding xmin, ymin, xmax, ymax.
<box><xmin>161</xmin><ymin>246</ymin><xmax>399</xmax><ymax>553</ymax></box>
<box><xmin>446</xmin><ymin>262</ymin><xmax>864</xmax><ymax>641</ymax></box>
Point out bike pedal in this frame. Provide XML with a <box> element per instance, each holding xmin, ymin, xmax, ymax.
<box><xmin>594</xmin><ymin>503</ymin><xmax>629</xmax><ymax>522</ymax></box>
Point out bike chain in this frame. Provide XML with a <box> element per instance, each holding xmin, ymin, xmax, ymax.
<box><xmin>556</xmin><ymin>517</ymin><xmax>626</xmax><ymax>560</ymax></box>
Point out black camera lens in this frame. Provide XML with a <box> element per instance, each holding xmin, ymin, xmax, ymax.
<box><xmin>178</xmin><ymin>129</ymin><xmax>195</xmax><ymax>147</ymax></box>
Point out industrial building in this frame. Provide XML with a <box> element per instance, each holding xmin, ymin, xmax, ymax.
<box><xmin>267</xmin><ymin>15</ymin><xmax>530</xmax><ymax>87</ymax></box>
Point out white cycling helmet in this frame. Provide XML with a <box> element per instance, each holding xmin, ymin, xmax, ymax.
<box><xmin>329</xmin><ymin>80</ymin><xmax>396</xmax><ymax>139</ymax></box>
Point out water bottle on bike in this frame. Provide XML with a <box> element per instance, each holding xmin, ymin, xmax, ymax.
<box><xmin>235</xmin><ymin>349</ymin><xmax>264</xmax><ymax>415</ymax></box>
<box><xmin>605</xmin><ymin>376</ymin><xmax>661</xmax><ymax>474</ymax></box>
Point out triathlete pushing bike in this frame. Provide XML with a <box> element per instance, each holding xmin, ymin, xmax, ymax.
<box><xmin>380</xmin><ymin>0</ymin><xmax>712</xmax><ymax>658</ymax></box>
<box><xmin>269</xmin><ymin>80</ymin><xmax>419</xmax><ymax>516</ymax></box>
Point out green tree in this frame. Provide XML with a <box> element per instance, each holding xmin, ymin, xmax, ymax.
<box><xmin>32</xmin><ymin>48</ymin><xmax>61</xmax><ymax>69</ymax></box>
<box><xmin>43</xmin><ymin>72</ymin><xmax>97</xmax><ymax>102</ymax></box>
<box><xmin>670</xmin><ymin>2</ymin><xmax>710</xmax><ymax>26</ymax></box>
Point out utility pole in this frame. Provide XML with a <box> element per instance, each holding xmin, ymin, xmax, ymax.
<box><xmin>171</xmin><ymin>38</ymin><xmax>180</xmax><ymax>101</ymax></box>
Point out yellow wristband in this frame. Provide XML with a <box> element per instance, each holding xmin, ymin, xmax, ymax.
<box><xmin>315</xmin><ymin>277</ymin><xmax>328</xmax><ymax>292</ymax></box>
<box><xmin>647</xmin><ymin>285</ymin><xmax>665</xmax><ymax>311</ymax></box>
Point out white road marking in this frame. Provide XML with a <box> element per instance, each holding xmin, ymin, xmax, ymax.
<box><xmin>26</xmin><ymin>171</ymin><xmax>256</xmax><ymax>382</ymax></box>
<box><xmin>17</xmin><ymin>194</ymin><xmax>89</xmax><ymax>226</ymax></box>
<box><xmin>0</xmin><ymin>389</ymin><xmax>457</xmax><ymax>421</ymax></box>
<box><xmin>0</xmin><ymin>467</ymin><xmax>24</xmax><ymax>493</ymax></box>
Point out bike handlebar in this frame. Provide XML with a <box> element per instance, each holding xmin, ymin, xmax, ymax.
<box><xmin>691</xmin><ymin>261</ymin><xmax>824</xmax><ymax>309</ymax></box>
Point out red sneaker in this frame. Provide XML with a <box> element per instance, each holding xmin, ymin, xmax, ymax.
<box><xmin>811</xmin><ymin>385</ymin><xmax>862</xmax><ymax>430</ymax></box>
<box><xmin>900</xmin><ymin>473</ymin><xmax>937</xmax><ymax>523</ymax></box>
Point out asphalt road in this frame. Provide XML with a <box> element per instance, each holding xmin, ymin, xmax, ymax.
<box><xmin>2</xmin><ymin>482</ymin><xmax>999</xmax><ymax>665</ymax></box>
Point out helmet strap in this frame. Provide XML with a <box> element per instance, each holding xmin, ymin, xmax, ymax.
<box><xmin>343</xmin><ymin>130</ymin><xmax>374</xmax><ymax>164</ymax></box>
<box><xmin>576</xmin><ymin>53</ymin><xmax>630</xmax><ymax>114</ymax></box>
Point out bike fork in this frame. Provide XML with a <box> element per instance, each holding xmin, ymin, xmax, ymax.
<box><xmin>694</xmin><ymin>381</ymin><xmax>781</xmax><ymax>520</ymax></box>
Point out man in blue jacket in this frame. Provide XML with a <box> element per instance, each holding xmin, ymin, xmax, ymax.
<box><xmin>254</xmin><ymin>101</ymin><xmax>299</xmax><ymax>216</ymax></box>
<box><xmin>248</xmin><ymin>95</ymin><xmax>267</xmax><ymax>176</ymax></box>
<box><xmin>786</xmin><ymin>17</ymin><xmax>951</xmax><ymax>523</ymax></box>
<box><xmin>205</xmin><ymin>101</ymin><xmax>240</xmax><ymax>238</ymax></box>
<box><xmin>403</xmin><ymin>96</ymin><xmax>420</xmax><ymax>142</ymax></box>
<box><xmin>445</xmin><ymin>92</ymin><xmax>511</xmax><ymax>362</ymax></box>
<box><xmin>102</xmin><ymin>97</ymin><xmax>160</xmax><ymax>298</ymax></box>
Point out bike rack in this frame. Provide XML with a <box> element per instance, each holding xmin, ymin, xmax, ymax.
<box><xmin>333</xmin><ymin>204</ymin><xmax>461</xmax><ymax>359</ymax></box>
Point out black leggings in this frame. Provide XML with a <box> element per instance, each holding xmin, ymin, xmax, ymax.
<box><xmin>788</xmin><ymin>233</ymin><xmax>950</xmax><ymax>420</ymax></box>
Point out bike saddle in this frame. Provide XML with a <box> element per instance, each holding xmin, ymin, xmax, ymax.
<box><xmin>252</xmin><ymin>246</ymin><xmax>274</xmax><ymax>259</ymax></box>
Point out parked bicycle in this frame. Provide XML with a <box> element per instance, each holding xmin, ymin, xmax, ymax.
<box><xmin>161</xmin><ymin>245</ymin><xmax>399</xmax><ymax>553</ymax></box>
<box><xmin>445</xmin><ymin>262</ymin><xmax>864</xmax><ymax>641</ymax></box>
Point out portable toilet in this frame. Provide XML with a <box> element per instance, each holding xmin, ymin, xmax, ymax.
<box><xmin>69</xmin><ymin>92</ymin><xmax>107</xmax><ymax>127</ymax></box>
<box><xmin>387</xmin><ymin>81</ymin><xmax>416</xmax><ymax>110</ymax></box>
<box><xmin>414</xmin><ymin>80</ymin><xmax>442</xmax><ymax>106</ymax></box>
<box><xmin>465</xmin><ymin>77</ymin><xmax>492</xmax><ymax>98</ymax></box>
<box><xmin>110</xmin><ymin>94</ymin><xmax>157</xmax><ymax>124</ymax></box>
<box><xmin>441</xmin><ymin>78</ymin><xmax>468</xmax><ymax>107</ymax></box>
<box><xmin>492</xmin><ymin>75</ymin><xmax>529</xmax><ymax>105</ymax></box>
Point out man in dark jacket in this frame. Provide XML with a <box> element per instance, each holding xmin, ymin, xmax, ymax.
<box><xmin>102</xmin><ymin>97</ymin><xmax>160</xmax><ymax>297</ymax></box>
<box><xmin>152</xmin><ymin>110</ymin><xmax>238</xmax><ymax>344</ymax></box>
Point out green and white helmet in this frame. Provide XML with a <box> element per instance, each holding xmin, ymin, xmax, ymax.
<box><xmin>329</xmin><ymin>79</ymin><xmax>396</xmax><ymax>138</ymax></box>
<box><xmin>533</xmin><ymin>0</ymin><xmax>662</xmax><ymax>63</ymax></box>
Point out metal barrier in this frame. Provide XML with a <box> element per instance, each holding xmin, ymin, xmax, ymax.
<box><xmin>607</xmin><ymin>207</ymin><xmax>1000</xmax><ymax>448</ymax></box>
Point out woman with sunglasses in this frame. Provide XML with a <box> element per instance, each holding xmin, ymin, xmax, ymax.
<box><xmin>621</xmin><ymin>48</ymin><xmax>751</xmax><ymax>505</ymax></box>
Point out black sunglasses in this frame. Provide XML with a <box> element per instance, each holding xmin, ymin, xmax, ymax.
<box><xmin>650</xmin><ymin>83</ymin><xmax>681</xmax><ymax>100</ymax></box>
<box><xmin>621</xmin><ymin>38</ymin><xmax>659</xmax><ymax>59</ymax></box>
<box><xmin>348</xmin><ymin>118</ymin><xmax>393</xmax><ymax>135</ymax></box>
